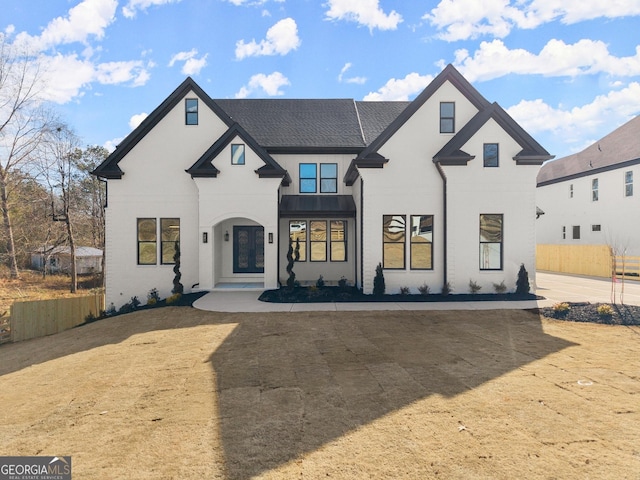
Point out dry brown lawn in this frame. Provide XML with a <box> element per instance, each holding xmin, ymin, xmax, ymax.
<box><xmin>1</xmin><ymin>307</ymin><xmax>639</xmax><ymax>479</ymax></box>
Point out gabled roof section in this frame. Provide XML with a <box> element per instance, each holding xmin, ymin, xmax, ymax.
<box><xmin>433</xmin><ymin>103</ymin><xmax>553</xmax><ymax>166</ymax></box>
<box><xmin>186</xmin><ymin>123</ymin><xmax>289</xmax><ymax>183</ymax></box>
<box><xmin>537</xmin><ymin>115</ymin><xmax>640</xmax><ymax>186</ymax></box>
<box><xmin>355</xmin><ymin>64</ymin><xmax>491</xmax><ymax>164</ymax></box>
<box><xmin>92</xmin><ymin>77</ymin><xmax>233</xmax><ymax>179</ymax></box>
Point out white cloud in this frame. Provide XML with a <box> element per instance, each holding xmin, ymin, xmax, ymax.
<box><xmin>425</xmin><ymin>0</ymin><xmax>640</xmax><ymax>41</ymax></box>
<box><xmin>39</xmin><ymin>54</ymin><xmax>151</xmax><ymax>104</ymax></box>
<box><xmin>122</xmin><ymin>0</ymin><xmax>181</xmax><ymax>19</ymax></box>
<box><xmin>338</xmin><ymin>62</ymin><xmax>367</xmax><ymax>84</ymax></box>
<box><xmin>507</xmin><ymin>82</ymin><xmax>640</xmax><ymax>145</ymax></box>
<box><xmin>235</xmin><ymin>18</ymin><xmax>301</xmax><ymax>60</ymax></box>
<box><xmin>325</xmin><ymin>0</ymin><xmax>403</xmax><ymax>31</ymax></box>
<box><xmin>451</xmin><ymin>39</ymin><xmax>640</xmax><ymax>82</ymax></box>
<box><xmin>235</xmin><ymin>72</ymin><xmax>290</xmax><ymax>98</ymax></box>
<box><xmin>13</xmin><ymin>0</ymin><xmax>117</xmax><ymax>51</ymax></box>
<box><xmin>363</xmin><ymin>72</ymin><xmax>433</xmax><ymax>101</ymax></box>
<box><xmin>129</xmin><ymin>112</ymin><xmax>148</xmax><ymax>130</ymax></box>
<box><xmin>168</xmin><ymin>49</ymin><xmax>208</xmax><ymax>75</ymax></box>
<box><xmin>103</xmin><ymin>137</ymin><xmax>123</xmax><ymax>152</ymax></box>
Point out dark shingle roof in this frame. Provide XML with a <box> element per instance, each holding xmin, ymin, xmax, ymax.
<box><xmin>355</xmin><ymin>101</ymin><xmax>411</xmax><ymax>145</ymax></box>
<box><xmin>537</xmin><ymin>115</ymin><xmax>640</xmax><ymax>186</ymax></box>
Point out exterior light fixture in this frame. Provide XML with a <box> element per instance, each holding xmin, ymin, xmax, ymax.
<box><xmin>224</xmin><ymin>230</ymin><xmax>229</xmax><ymax>241</ymax></box>
<box><xmin>202</xmin><ymin>232</ymin><xmax>208</xmax><ymax>243</ymax></box>
<box><xmin>268</xmin><ymin>232</ymin><xmax>273</xmax><ymax>244</ymax></box>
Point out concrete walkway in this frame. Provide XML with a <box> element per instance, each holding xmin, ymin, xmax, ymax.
<box><xmin>193</xmin><ymin>272</ymin><xmax>640</xmax><ymax>313</ymax></box>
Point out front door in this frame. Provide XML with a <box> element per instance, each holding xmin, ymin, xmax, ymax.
<box><xmin>233</xmin><ymin>226</ymin><xmax>265</xmax><ymax>274</ymax></box>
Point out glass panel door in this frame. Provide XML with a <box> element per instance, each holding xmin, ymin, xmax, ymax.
<box><xmin>233</xmin><ymin>226</ymin><xmax>265</xmax><ymax>273</ymax></box>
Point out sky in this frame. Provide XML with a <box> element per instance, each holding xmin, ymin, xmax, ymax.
<box><xmin>3</xmin><ymin>0</ymin><xmax>640</xmax><ymax>158</ymax></box>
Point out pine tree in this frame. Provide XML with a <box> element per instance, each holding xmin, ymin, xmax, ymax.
<box><xmin>516</xmin><ymin>263</ymin><xmax>530</xmax><ymax>295</ymax></box>
<box><xmin>373</xmin><ymin>262</ymin><xmax>385</xmax><ymax>296</ymax></box>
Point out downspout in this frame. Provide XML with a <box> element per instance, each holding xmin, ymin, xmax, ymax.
<box><xmin>360</xmin><ymin>177</ymin><xmax>364</xmax><ymax>291</ymax></box>
<box><xmin>435</xmin><ymin>161</ymin><xmax>448</xmax><ymax>290</ymax></box>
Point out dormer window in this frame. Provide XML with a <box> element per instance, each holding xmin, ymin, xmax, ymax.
<box><xmin>440</xmin><ymin>102</ymin><xmax>455</xmax><ymax>133</ymax></box>
<box><xmin>185</xmin><ymin>98</ymin><xmax>198</xmax><ymax>125</ymax></box>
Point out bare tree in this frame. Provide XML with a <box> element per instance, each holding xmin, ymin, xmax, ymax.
<box><xmin>0</xmin><ymin>34</ymin><xmax>48</xmax><ymax>278</ymax></box>
<box><xmin>40</xmin><ymin>123</ymin><xmax>81</xmax><ymax>293</ymax></box>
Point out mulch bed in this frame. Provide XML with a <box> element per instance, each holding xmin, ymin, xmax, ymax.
<box><xmin>538</xmin><ymin>302</ymin><xmax>640</xmax><ymax>325</ymax></box>
<box><xmin>258</xmin><ymin>286</ymin><xmax>540</xmax><ymax>303</ymax></box>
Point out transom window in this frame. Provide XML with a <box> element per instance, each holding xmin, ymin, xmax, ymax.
<box><xmin>479</xmin><ymin>214</ymin><xmax>503</xmax><ymax>270</ymax></box>
<box><xmin>231</xmin><ymin>144</ymin><xmax>245</xmax><ymax>165</ymax></box>
<box><xmin>185</xmin><ymin>98</ymin><xmax>198</xmax><ymax>125</ymax></box>
<box><xmin>440</xmin><ymin>102</ymin><xmax>455</xmax><ymax>134</ymax></box>
<box><xmin>299</xmin><ymin>164</ymin><xmax>317</xmax><ymax>193</ymax></box>
<box><xmin>625</xmin><ymin>171</ymin><xmax>633</xmax><ymax>197</ymax></box>
<box><xmin>383</xmin><ymin>215</ymin><xmax>406</xmax><ymax>269</ymax></box>
<box><xmin>483</xmin><ymin>143</ymin><xmax>499</xmax><ymax>167</ymax></box>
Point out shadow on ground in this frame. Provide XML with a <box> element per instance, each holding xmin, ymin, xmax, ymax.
<box><xmin>210</xmin><ymin>309</ymin><xmax>575</xmax><ymax>480</ymax></box>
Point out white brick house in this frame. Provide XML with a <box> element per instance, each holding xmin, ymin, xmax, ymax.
<box><xmin>93</xmin><ymin>64</ymin><xmax>552</xmax><ymax>308</ymax></box>
<box><xmin>537</xmin><ymin>115</ymin><xmax>640</xmax><ymax>255</ymax></box>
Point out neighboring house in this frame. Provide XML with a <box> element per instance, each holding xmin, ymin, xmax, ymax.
<box><xmin>537</xmin><ymin>115</ymin><xmax>640</xmax><ymax>255</ymax></box>
<box><xmin>31</xmin><ymin>246</ymin><xmax>103</xmax><ymax>275</ymax></box>
<box><xmin>93</xmin><ymin>64</ymin><xmax>552</xmax><ymax>308</ymax></box>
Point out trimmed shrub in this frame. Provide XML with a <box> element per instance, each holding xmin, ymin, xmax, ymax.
<box><xmin>516</xmin><ymin>264</ymin><xmax>530</xmax><ymax>295</ymax></box>
<box><xmin>373</xmin><ymin>262</ymin><xmax>385</xmax><ymax>296</ymax></box>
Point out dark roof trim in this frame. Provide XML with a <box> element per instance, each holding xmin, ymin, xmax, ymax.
<box><xmin>279</xmin><ymin>195</ymin><xmax>356</xmax><ymax>218</ymax></box>
<box><xmin>355</xmin><ymin>64</ymin><xmax>491</xmax><ymax>164</ymax></box>
<box><xmin>344</xmin><ymin>152</ymin><xmax>389</xmax><ymax>186</ymax></box>
<box><xmin>434</xmin><ymin>103</ymin><xmax>553</xmax><ymax>165</ymax></box>
<box><xmin>436</xmin><ymin>150</ymin><xmax>475</xmax><ymax>166</ymax></box>
<box><xmin>186</xmin><ymin>122</ymin><xmax>288</xmax><ymax>180</ymax></box>
<box><xmin>92</xmin><ymin>77</ymin><xmax>233</xmax><ymax>179</ymax></box>
<box><xmin>537</xmin><ymin>157</ymin><xmax>640</xmax><ymax>187</ymax></box>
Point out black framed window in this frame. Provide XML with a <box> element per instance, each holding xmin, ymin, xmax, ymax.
<box><xmin>185</xmin><ymin>98</ymin><xmax>198</xmax><ymax>125</ymax></box>
<box><xmin>320</xmin><ymin>163</ymin><xmax>338</xmax><ymax>193</ymax></box>
<box><xmin>231</xmin><ymin>144</ymin><xmax>245</xmax><ymax>165</ymax></box>
<box><xmin>330</xmin><ymin>220</ymin><xmax>346</xmax><ymax>261</ymax></box>
<box><xmin>440</xmin><ymin>102</ymin><xmax>455</xmax><ymax>133</ymax></box>
<box><xmin>562</xmin><ymin>226</ymin><xmax>566</xmax><ymax>240</ymax></box>
<box><xmin>592</xmin><ymin>178</ymin><xmax>599</xmax><ymax>201</ymax></box>
<box><xmin>483</xmin><ymin>143</ymin><xmax>499</xmax><ymax>167</ymax></box>
<box><xmin>289</xmin><ymin>220</ymin><xmax>307</xmax><ymax>262</ymax></box>
<box><xmin>569</xmin><ymin>184</ymin><xmax>574</xmax><ymax>198</ymax></box>
<box><xmin>383</xmin><ymin>215</ymin><xmax>406</xmax><ymax>269</ymax></box>
<box><xmin>310</xmin><ymin>220</ymin><xmax>327</xmax><ymax>261</ymax></box>
<box><xmin>625</xmin><ymin>171</ymin><xmax>633</xmax><ymax>197</ymax></box>
<box><xmin>137</xmin><ymin>218</ymin><xmax>157</xmax><ymax>265</ymax></box>
<box><xmin>410</xmin><ymin>215</ymin><xmax>433</xmax><ymax>269</ymax></box>
<box><xmin>300</xmin><ymin>163</ymin><xmax>317</xmax><ymax>193</ymax></box>
<box><xmin>161</xmin><ymin>218</ymin><xmax>180</xmax><ymax>264</ymax></box>
<box><xmin>479</xmin><ymin>214</ymin><xmax>503</xmax><ymax>270</ymax></box>
<box><xmin>573</xmin><ymin>226</ymin><xmax>581</xmax><ymax>239</ymax></box>
<box><xmin>592</xmin><ymin>224</ymin><xmax>601</xmax><ymax>232</ymax></box>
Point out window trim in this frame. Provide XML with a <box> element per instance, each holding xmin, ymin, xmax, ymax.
<box><xmin>330</xmin><ymin>220</ymin><xmax>347</xmax><ymax>262</ymax></box>
<box><xmin>410</xmin><ymin>215</ymin><xmax>433</xmax><ymax>270</ymax></box>
<box><xmin>320</xmin><ymin>163</ymin><xmax>338</xmax><ymax>193</ymax></box>
<box><xmin>160</xmin><ymin>218</ymin><xmax>180</xmax><ymax>265</ymax></box>
<box><xmin>625</xmin><ymin>170</ymin><xmax>633</xmax><ymax>197</ymax></box>
<box><xmin>440</xmin><ymin>102</ymin><xmax>455</xmax><ymax>134</ymax></box>
<box><xmin>483</xmin><ymin>143</ymin><xmax>499</xmax><ymax>167</ymax></box>
<box><xmin>137</xmin><ymin>218</ymin><xmax>157</xmax><ymax>265</ymax></box>
<box><xmin>383</xmin><ymin>215</ymin><xmax>406</xmax><ymax>270</ymax></box>
<box><xmin>592</xmin><ymin>178</ymin><xmax>599</xmax><ymax>202</ymax></box>
<box><xmin>309</xmin><ymin>220</ymin><xmax>327</xmax><ymax>262</ymax></box>
<box><xmin>479</xmin><ymin>214</ymin><xmax>503</xmax><ymax>271</ymax></box>
<box><xmin>299</xmin><ymin>163</ymin><xmax>317</xmax><ymax>193</ymax></box>
<box><xmin>231</xmin><ymin>144</ymin><xmax>245</xmax><ymax>165</ymax></box>
<box><xmin>185</xmin><ymin>98</ymin><xmax>198</xmax><ymax>125</ymax></box>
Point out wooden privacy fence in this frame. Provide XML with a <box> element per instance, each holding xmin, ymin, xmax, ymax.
<box><xmin>9</xmin><ymin>293</ymin><xmax>105</xmax><ymax>343</ymax></box>
<box><xmin>537</xmin><ymin>244</ymin><xmax>640</xmax><ymax>279</ymax></box>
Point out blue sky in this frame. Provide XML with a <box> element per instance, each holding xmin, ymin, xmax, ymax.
<box><xmin>3</xmin><ymin>0</ymin><xmax>640</xmax><ymax>158</ymax></box>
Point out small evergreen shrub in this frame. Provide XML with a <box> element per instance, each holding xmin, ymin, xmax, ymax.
<box><xmin>172</xmin><ymin>242</ymin><xmax>184</xmax><ymax>295</ymax></box>
<box><xmin>373</xmin><ymin>262</ymin><xmax>385</xmax><ymax>296</ymax></box>
<box><xmin>399</xmin><ymin>286</ymin><xmax>410</xmax><ymax>295</ymax></box>
<box><xmin>516</xmin><ymin>264</ymin><xmax>531</xmax><ymax>294</ymax></box>
<box><xmin>316</xmin><ymin>275</ymin><xmax>325</xmax><ymax>288</ymax></box>
<box><xmin>147</xmin><ymin>288</ymin><xmax>161</xmax><ymax>305</ymax></box>
<box><xmin>493</xmin><ymin>281</ymin><xmax>507</xmax><ymax>294</ymax></box>
<box><xmin>418</xmin><ymin>283</ymin><xmax>430</xmax><ymax>296</ymax></box>
<box><xmin>441</xmin><ymin>282</ymin><xmax>452</xmax><ymax>295</ymax></box>
<box><xmin>552</xmin><ymin>302</ymin><xmax>570</xmax><ymax>317</ymax></box>
<box><xmin>166</xmin><ymin>293</ymin><xmax>182</xmax><ymax>304</ymax></box>
<box><xmin>338</xmin><ymin>276</ymin><xmax>348</xmax><ymax>290</ymax></box>
<box><xmin>468</xmin><ymin>280</ymin><xmax>481</xmax><ymax>294</ymax></box>
<box><xmin>106</xmin><ymin>303</ymin><xmax>116</xmax><ymax>316</ymax></box>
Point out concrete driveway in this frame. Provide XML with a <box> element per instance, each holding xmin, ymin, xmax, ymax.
<box><xmin>194</xmin><ymin>271</ymin><xmax>640</xmax><ymax>313</ymax></box>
